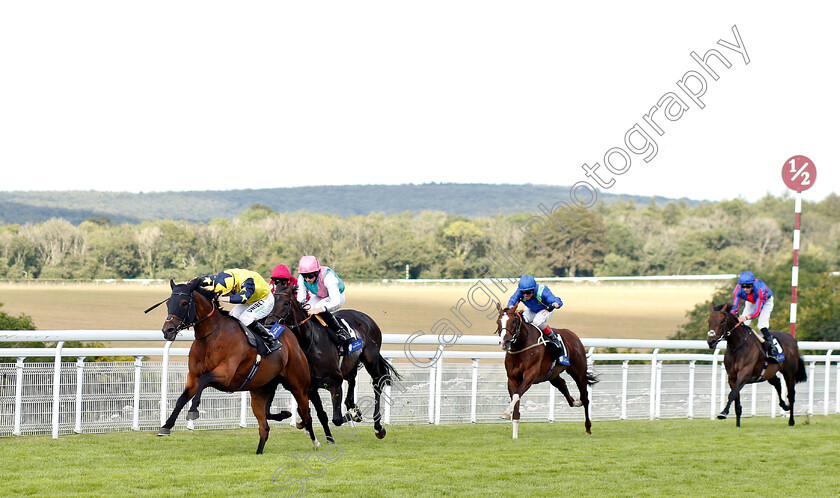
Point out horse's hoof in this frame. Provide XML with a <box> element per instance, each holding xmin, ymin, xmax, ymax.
<box><xmin>186</xmin><ymin>410</ymin><xmax>200</xmax><ymax>421</ymax></box>
<box><xmin>326</xmin><ymin>436</ymin><xmax>335</xmax><ymax>444</ymax></box>
<box><xmin>572</xmin><ymin>399</ymin><xmax>582</xmax><ymax>407</ymax></box>
<box><xmin>157</xmin><ymin>427</ymin><xmax>171</xmax><ymax>436</ymax></box>
<box><xmin>313</xmin><ymin>439</ymin><xmax>321</xmax><ymax>451</ymax></box>
<box><xmin>375</xmin><ymin>428</ymin><xmax>386</xmax><ymax>439</ymax></box>
<box><xmin>789</xmin><ymin>420</ymin><xmax>795</xmax><ymax>427</ymax></box>
<box><xmin>276</xmin><ymin>410</ymin><xmax>292</xmax><ymax>422</ymax></box>
<box><xmin>349</xmin><ymin>408</ymin><xmax>363</xmax><ymax>423</ymax></box>
<box><xmin>717</xmin><ymin>413</ymin><xmax>728</xmax><ymax>420</ymax></box>
<box><xmin>501</xmin><ymin>412</ymin><xmax>511</xmax><ymax>420</ymax></box>
<box><xmin>296</xmin><ymin>421</ymin><xmax>304</xmax><ymax>430</ymax></box>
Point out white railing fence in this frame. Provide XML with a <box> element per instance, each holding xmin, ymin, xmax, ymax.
<box><xmin>1</xmin><ymin>331</ymin><xmax>839</xmax><ymax>438</ymax></box>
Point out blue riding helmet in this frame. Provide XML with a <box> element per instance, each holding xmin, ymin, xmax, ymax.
<box><xmin>518</xmin><ymin>275</ymin><xmax>537</xmax><ymax>292</ymax></box>
<box><xmin>738</xmin><ymin>271</ymin><xmax>755</xmax><ymax>285</ymax></box>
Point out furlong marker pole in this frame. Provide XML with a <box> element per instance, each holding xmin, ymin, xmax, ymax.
<box><xmin>790</xmin><ymin>191</ymin><xmax>801</xmax><ymax>337</ymax></box>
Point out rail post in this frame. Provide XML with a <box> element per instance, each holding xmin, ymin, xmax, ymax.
<box><xmin>51</xmin><ymin>341</ymin><xmax>65</xmax><ymax>439</ymax></box>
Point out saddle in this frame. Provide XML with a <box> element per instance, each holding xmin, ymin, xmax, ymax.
<box><xmin>538</xmin><ymin>332</ymin><xmax>570</xmax><ymax>366</ymax></box>
<box><xmin>240</xmin><ymin>324</ymin><xmax>272</xmax><ymax>357</ymax></box>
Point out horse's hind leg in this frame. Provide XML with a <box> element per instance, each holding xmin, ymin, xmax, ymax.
<box><xmin>550</xmin><ymin>376</ymin><xmax>578</xmax><ymax>407</ymax></box>
<box><xmin>568</xmin><ymin>370</ymin><xmax>592</xmax><ymax>435</ymax></box>
<box><xmin>783</xmin><ymin>374</ymin><xmax>797</xmax><ymax>426</ymax></box>
<box><xmin>264</xmin><ymin>382</ymin><xmax>292</xmax><ymax>423</ymax></box>
<box><xmin>250</xmin><ymin>389</ymin><xmax>271</xmax><ymax>455</ymax></box>
<box><xmin>767</xmin><ymin>375</ymin><xmax>790</xmax><ymax>412</ymax></box>
<box><xmin>159</xmin><ymin>375</ymin><xmax>198</xmax><ymax>435</ymax></box>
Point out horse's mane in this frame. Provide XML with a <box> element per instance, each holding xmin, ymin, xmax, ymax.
<box><xmin>187</xmin><ymin>276</ymin><xmax>228</xmax><ymax>316</ymax></box>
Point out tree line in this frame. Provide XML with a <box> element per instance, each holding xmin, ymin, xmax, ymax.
<box><xmin>1</xmin><ymin>193</ymin><xmax>838</xmax><ymax>341</ymax></box>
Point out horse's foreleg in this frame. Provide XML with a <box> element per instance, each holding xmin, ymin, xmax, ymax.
<box><xmin>309</xmin><ymin>388</ymin><xmax>333</xmax><ymax>443</ymax></box>
<box><xmin>719</xmin><ymin>372</ymin><xmax>751</xmax><ymax>426</ymax></box>
<box><xmin>250</xmin><ymin>390</ymin><xmax>271</xmax><ymax>455</ymax></box>
<box><xmin>344</xmin><ymin>371</ymin><xmax>362</xmax><ymax>423</ymax></box>
<box><xmin>158</xmin><ymin>375</ymin><xmax>198</xmax><ymax>435</ymax></box>
<box><xmin>328</xmin><ymin>383</ymin><xmax>346</xmax><ymax>426</ymax></box>
<box><xmin>187</xmin><ymin>371</ymin><xmax>224</xmax><ymax>420</ymax></box>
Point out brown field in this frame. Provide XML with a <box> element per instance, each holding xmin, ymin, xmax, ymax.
<box><xmin>0</xmin><ymin>280</ymin><xmax>720</xmax><ymax>346</ymax></box>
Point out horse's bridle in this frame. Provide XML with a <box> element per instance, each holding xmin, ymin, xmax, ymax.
<box><xmin>708</xmin><ymin>313</ymin><xmax>743</xmax><ymax>349</ymax></box>
<box><xmin>498</xmin><ymin>309</ymin><xmax>524</xmax><ymax>349</ymax></box>
<box><xmin>165</xmin><ymin>290</ymin><xmax>217</xmax><ymax>340</ymax></box>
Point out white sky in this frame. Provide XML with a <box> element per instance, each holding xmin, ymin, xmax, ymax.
<box><xmin>1</xmin><ymin>1</ymin><xmax>837</xmax><ymax>203</ymax></box>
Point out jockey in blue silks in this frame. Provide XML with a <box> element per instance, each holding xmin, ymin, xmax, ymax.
<box><xmin>507</xmin><ymin>275</ymin><xmax>569</xmax><ymax>365</ymax></box>
<box><xmin>732</xmin><ymin>270</ymin><xmax>782</xmax><ymax>362</ymax></box>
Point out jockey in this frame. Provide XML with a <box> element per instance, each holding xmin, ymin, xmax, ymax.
<box><xmin>507</xmin><ymin>275</ymin><xmax>568</xmax><ymax>365</ymax></box>
<box><xmin>295</xmin><ymin>255</ymin><xmax>353</xmax><ymax>354</ymax></box>
<box><xmin>731</xmin><ymin>270</ymin><xmax>782</xmax><ymax>362</ymax></box>
<box><xmin>200</xmin><ymin>268</ymin><xmax>281</xmax><ymax>353</ymax></box>
<box><xmin>269</xmin><ymin>264</ymin><xmax>298</xmax><ymax>293</ymax></box>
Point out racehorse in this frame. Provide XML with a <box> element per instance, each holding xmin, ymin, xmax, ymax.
<box><xmin>155</xmin><ymin>278</ymin><xmax>318</xmax><ymax>454</ymax></box>
<box><xmin>264</xmin><ymin>285</ymin><xmax>400</xmax><ymax>441</ymax></box>
<box><xmin>495</xmin><ymin>303</ymin><xmax>598</xmax><ymax>439</ymax></box>
<box><xmin>707</xmin><ymin>303</ymin><xmax>807</xmax><ymax>427</ymax></box>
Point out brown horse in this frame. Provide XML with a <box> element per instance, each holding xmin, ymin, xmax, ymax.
<box><xmin>707</xmin><ymin>303</ymin><xmax>807</xmax><ymax>427</ymax></box>
<box><xmin>495</xmin><ymin>303</ymin><xmax>597</xmax><ymax>439</ymax></box>
<box><xmin>156</xmin><ymin>278</ymin><xmax>318</xmax><ymax>454</ymax></box>
<box><xmin>264</xmin><ymin>285</ymin><xmax>400</xmax><ymax>441</ymax></box>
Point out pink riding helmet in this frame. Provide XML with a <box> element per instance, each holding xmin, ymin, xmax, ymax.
<box><xmin>298</xmin><ymin>255</ymin><xmax>321</xmax><ymax>274</ymax></box>
<box><xmin>271</xmin><ymin>264</ymin><xmax>293</xmax><ymax>279</ymax></box>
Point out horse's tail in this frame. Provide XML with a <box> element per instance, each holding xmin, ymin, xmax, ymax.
<box><xmin>585</xmin><ymin>371</ymin><xmax>599</xmax><ymax>386</ymax></box>
<box><xmin>378</xmin><ymin>354</ymin><xmax>402</xmax><ymax>385</ymax></box>
<box><xmin>795</xmin><ymin>355</ymin><xmax>807</xmax><ymax>384</ymax></box>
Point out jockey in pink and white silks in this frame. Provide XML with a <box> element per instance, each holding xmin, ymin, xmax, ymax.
<box><xmin>295</xmin><ymin>255</ymin><xmax>353</xmax><ymax>354</ymax></box>
<box><xmin>506</xmin><ymin>275</ymin><xmax>569</xmax><ymax>365</ymax></box>
<box><xmin>731</xmin><ymin>270</ymin><xmax>782</xmax><ymax>362</ymax></box>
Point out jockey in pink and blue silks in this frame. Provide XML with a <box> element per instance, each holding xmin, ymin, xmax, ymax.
<box><xmin>731</xmin><ymin>270</ymin><xmax>782</xmax><ymax>362</ymax></box>
<box><xmin>506</xmin><ymin>275</ymin><xmax>569</xmax><ymax>365</ymax></box>
<box><xmin>295</xmin><ymin>255</ymin><xmax>353</xmax><ymax>354</ymax></box>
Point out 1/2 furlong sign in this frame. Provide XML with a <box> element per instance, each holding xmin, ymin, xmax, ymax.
<box><xmin>783</xmin><ymin>155</ymin><xmax>817</xmax><ymax>338</ymax></box>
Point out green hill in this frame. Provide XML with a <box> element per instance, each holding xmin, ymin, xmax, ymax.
<box><xmin>0</xmin><ymin>183</ymin><xmax>699</xmax><ymax>224</ymax></box>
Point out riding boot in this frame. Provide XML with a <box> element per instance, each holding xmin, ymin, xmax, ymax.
<box><xmin>320</xmin><ymin>310</ymin><xmax>353</xmax><ymax>354</ymax></box>
<box><xmin>248</xmin><ymin>322</ymin><xmax>281</xmax><ymax>354</ymax></box>
<box><xmin>761</xmin><ymin>327</ymin><xmax>783</xmax><ymax>362</ymax></box>
<box><xmin>543</xmin><ymin>327</ymin><xmax>570</xmax><ymax>365</ymax></box>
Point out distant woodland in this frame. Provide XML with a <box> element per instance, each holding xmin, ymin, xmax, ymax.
<box><xmin>1</xmin><ymin>188</ymin><xmax>839</xmax><ymax>341</ymax></box>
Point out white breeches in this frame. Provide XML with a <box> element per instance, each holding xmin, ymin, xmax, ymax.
<box><xmin>230</xmin><ymin>293</ymin><xmax>275</xmax><ymax>326</ymax></box>
<box><xmin>742</xmin><ymin>296</ymin><xmax>774</xmax><ymax>330</ymax></box>
<box><xmin>522</xmin><ymin>308</ymin><xmax>553</xmax><ymax>330</ymax></box>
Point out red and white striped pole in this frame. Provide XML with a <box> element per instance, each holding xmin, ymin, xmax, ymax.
<box><xmin>790</xmin><ymin>192</ymin><xmax>802</xmax><ymax>338</ymax></box>
<box><xmin>781</xmin><ymin>154</ymin><xmax>817</xmax><ymax>339</ymax></box>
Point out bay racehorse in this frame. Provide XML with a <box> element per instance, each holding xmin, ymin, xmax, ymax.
<box><xmin>707</xmin><ymin>303</ymin><xmax>807</xmax><ymax>427</ymax></box>
<box><xmin>264</xmin><ymin>285</ymin><xmax>400</xmax><ymax>441</ymax></box>
<box><xmin>153</xmin><ymin>278</ymin><xmax>318</xmax><ymax>453</ymax></box>
<box><xmin>496</xmin><ymin>303</ymin><xmax>598</xmax><ymax>439</ymax></box>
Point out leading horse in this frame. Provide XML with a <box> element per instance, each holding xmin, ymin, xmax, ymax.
<box><xmin>156</xmin><ymin>278</ymin><xmax>318</xmax><ymax>453</ymax></box>
<box><xmin>707</xmin><ymin>303</ymin><xmax>807</xmax><ymax>427</ymax></box>
<box><xmin>496</xmin><ymin>303</ymin><xmax>598</xmax><ymax>439</ymax></box>
<box><xmin>265</xmin><ymin>285</ymin><xmax>400</xmax><ymax>441</ymax></box>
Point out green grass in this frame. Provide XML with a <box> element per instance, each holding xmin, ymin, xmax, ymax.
<box><xmin>2</xmin><ymin>416</ymin><xmax>839</xmax><ymax>497</ymax></box>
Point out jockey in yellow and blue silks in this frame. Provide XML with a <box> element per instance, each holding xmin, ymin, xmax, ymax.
<box><xmin>507</xmin><ymin>275</ymin><xmax>568</xmax><ymax>365</ymax></box>
<box><xmin>731</xmin><ymin>270</ymin><xmax>782</xmax><ymax>362</ymax></box>
<box><xmin>200</xmin><ymin>268</ymin><xmax>281</xmax><ymax>353</ymax></box>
